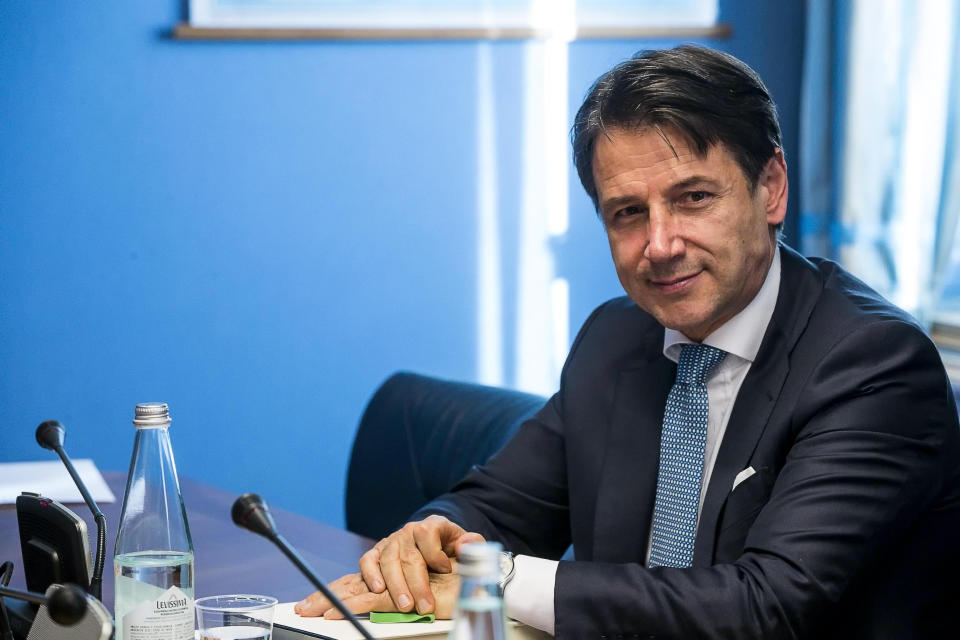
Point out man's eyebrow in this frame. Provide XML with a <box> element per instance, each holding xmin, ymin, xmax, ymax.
<box><xmin>599</xmin><ymin>194</ymin><xmax>644</xmax><ymax>212</ymax></box>
<box><xmin>599</xmin><ymin>176</ymin><xmax>722</xmax><ymax>211</ymax></box>
<box><xmin>669</xmin><ymin>175</ymin><xmax>720</xmax><ymax>191</ymax></box>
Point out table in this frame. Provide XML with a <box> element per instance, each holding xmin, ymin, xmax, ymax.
<box><xmin>2</xmin><ymin>472</ymin><xmax>553</xmax><ymax>640</ymax></box>
<box><xmin>0</xmin><ymin>471</ymin><xmax>375</xmax><ymax>610</ymax></box>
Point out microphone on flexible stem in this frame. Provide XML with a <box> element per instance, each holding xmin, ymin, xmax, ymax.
<box><xmin>1</xmin><ymin>582</ymin><xmax>113</xmax><ymax>640</ymax></box>
<box><xmin>231</xmin><ymin>494</ymin><xmax>377</xmax><ymax>640</ymax></box>
<box><xmin>35</xmin><ymin>421</ymin><xmax>106</xmax><ymax>601</ymax></box>
<box><xmin>0</xmin><ymin>584</ymin><xmax>87</xmax><ymax>626</ymax></box>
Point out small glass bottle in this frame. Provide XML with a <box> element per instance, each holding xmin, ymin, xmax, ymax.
<box><xmin>113</xmin><ymin>403</ymin><xmax>195</xmax><ymax>640</ymax></box>
<box><xmin>449</xmin><ymin>542</ymin><xmax>507</xmax><ymax>640</ymax></box>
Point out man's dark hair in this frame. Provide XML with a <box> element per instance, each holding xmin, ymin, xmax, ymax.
<box><xmin>572</xmin><ymin>45</ymin><xmax>782</xmax><ymax>212</ymax></box>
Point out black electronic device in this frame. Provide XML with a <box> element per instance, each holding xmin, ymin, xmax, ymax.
<box><xmin>0</xmin><ymin>583</ymin><xmax>112</xmax><ymax>640</ymax></box>
<box><xmin>231</xmin><ymin>493</ymin><xmax>378</xmax><ymax>640</ymax></box>
<box><xmin>15</xmin><ymin>494</ymin><xmax>92</xmax><ymax>595</ymax></box>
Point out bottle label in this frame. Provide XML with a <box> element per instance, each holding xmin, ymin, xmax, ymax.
<box><xmin>122</xmin><ymin>585</ymin><xmax>194</xmax><ymax>640</ymax></box>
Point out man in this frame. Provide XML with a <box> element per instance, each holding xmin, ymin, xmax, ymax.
<box><xmin>297</xmin><ymin>45</ymin><xmax>960</xmax><ymax>638</ymax></box>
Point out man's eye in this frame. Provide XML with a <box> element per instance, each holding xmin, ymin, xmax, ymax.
<box><xmin>684</xmin><ymin>191</ymin><xmax>711</xmax><ymax>204</ymax></box>
<box><xmin>603</xmin><ymin>205</ymin><xmax>647</xmax><ymax>226</ymax></box>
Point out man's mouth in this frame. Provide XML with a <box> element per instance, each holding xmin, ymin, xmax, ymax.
<box><xmin>649</xmin><ymin>270</ymin><xmax>702</xmax><ymax>293</ymax></box>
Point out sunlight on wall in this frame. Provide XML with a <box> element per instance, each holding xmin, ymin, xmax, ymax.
<box><xmin>514</xmin><ymin>0</ymin><xmax>574</xmax><ymax>395</ymax></box>
<box><xmin>474</xmin><ymin>1</ymin><xmax>575</xmax><ymax>394</ymax></box>
<box><xmin>476</xmin><ymin>42</ymin><xmax>505</xmax><ymax>386</ymax></box>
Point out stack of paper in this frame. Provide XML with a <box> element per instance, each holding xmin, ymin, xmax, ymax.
<box><xmin>0</xmin><ymin>459</ymin><xmax>115</xmax><ymax>505</ymax></box>
<box><xmin>271</xmin><ymin>603</ymin><xmax>552</xmax><ymax>639</ymax></box>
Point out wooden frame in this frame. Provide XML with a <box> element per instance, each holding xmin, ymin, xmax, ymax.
<box><xmin>171</xmin><ymin>22</ymin><xmax>732</xmax><ymax>41</ymax></box>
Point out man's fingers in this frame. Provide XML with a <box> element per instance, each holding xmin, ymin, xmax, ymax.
<box><xmin>294</xmin><ymin>590</ymin><xmax>330</xmax><ymax>617</ymax></box>
<box><xmin>322</xmin><ymin>590</ymin><xmax>395</xmax><ymax>620</ymax></box>
<box><xmin>400</xmin><ymin>537</ymin><xmax>438</xmax><ymax>614</ymax></box>
<box><xmin>419</xmin><ymin>515</ymin><xmax>483</xmax><ymax>565</ymax></box>
<box><xmin>295</xmin><ymin>574</ymin><xmax>369</xmax><ymax>617</ymax></box>
<box><xmin>412</xmin><ymin>521</ymin><xmax>453</xmax><ymax>574</ymax></box>
<box><xmin>378</xmin><ymin>535</ymin><xmax>418</xmax><ymax>612</ymax></box>
<box><xmin>358</xmin><ymin>545</ymin><xmax>386</xmax><ymax>593</ymax></box>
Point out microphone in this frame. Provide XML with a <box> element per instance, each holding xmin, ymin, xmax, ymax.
<box><xmin>231</xmin><ymin>494</ymin><xmax>377</xmax><ymax>640</ymax></box>
<box><xmin>0</xmin><ymin>583</ymin><xmax>87</xmax><ymax>626</ymax></box>
<box><xmin>35</xmin><ymin>421</ymin><xmax>106</xmax><ymax>601</ymax></box>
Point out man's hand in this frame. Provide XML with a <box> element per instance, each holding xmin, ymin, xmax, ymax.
<box><xmin>358</xmin><ymin>515</ymin><xmax>484</xmax><ymax>614</ymax></box>
<box><xmin>296</xmin><ymin>515</ymin><xmax>483</xmax><ymax>617</ymax></box>
<box><xmin>293</xmin><ymin>570</ymin><xmax>460</xmax><ymax>619</ymax></box>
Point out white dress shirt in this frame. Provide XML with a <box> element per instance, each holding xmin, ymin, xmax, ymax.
<box><xmin>504</xmin><ymin>248</ymin><xmax>782</xmax><ymax>635</ymax></box>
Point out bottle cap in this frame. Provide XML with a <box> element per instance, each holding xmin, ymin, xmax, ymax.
<box><xmin>457</xmin><ymin>541</ymin><xmax>502</xmax><ymax>578</ymax></box>
<box><xmin>133</xmin><ymin>403</ymin><xmax>171</xmax><ymax>429</ymax></box>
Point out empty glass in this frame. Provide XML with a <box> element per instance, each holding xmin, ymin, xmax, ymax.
<box><xmin>195</xmin><ymin>594</ymin><xmax>277</xmax><ymax>640</ymax></box>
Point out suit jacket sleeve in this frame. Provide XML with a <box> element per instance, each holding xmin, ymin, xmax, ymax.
<box><xmin>410</xmin><ymin>391</ymin><xmax>571</xmax><ymax>559</ymax></box>
<box><xmin>408</xmin><ymin>301</ymin><xmax>618</xmax><ymax>559</ymax></box>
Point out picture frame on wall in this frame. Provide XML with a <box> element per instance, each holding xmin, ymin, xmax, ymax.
<box><xmin>187</xmin><ymin>0</ymin><xmax>718</xmax><ymax>31</ymax></box>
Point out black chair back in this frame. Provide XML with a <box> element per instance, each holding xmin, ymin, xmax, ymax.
<box><xmin>345</xmin><ymin>371</ymin><xmax>546</xmax><ymax>540</ymax></box>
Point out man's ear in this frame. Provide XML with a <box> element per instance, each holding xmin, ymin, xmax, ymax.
<box><xmin>759</xmin><ymin>148</ymin><xmax>788</xmax><ymax>227</ymax></box>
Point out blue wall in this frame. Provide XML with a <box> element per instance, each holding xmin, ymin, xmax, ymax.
<box><xmin>0</xmin><ymin>1</ymin><xmax>804</xmax><ymax>528</ymax></box>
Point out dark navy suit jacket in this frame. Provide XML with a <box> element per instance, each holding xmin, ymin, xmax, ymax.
<box><xmin>418</xmin><ymin>246</ymin><xmax>960</xmax><ymax>639</ymax></box>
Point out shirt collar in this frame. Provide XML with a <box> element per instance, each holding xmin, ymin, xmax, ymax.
<box><xmin>663</xmin><ymin>245</ymin><xmax>781</xmax><ymax>364</ymax></box>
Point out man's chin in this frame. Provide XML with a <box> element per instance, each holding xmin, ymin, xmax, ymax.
<box><xmin>650</xmin><ymin>310</ymin><xmax>712</xmax><ymax>341</ymax></box>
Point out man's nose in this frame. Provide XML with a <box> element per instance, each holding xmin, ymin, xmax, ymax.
<box><xmin>643</xmin><ymin>209</ymin><xmax>684</xmax><ymax>262</ymax></box>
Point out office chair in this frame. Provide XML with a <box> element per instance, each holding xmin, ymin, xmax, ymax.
<box><xmin>345</xmin><ymin>371</ymin><xmax>546</xmax><ymax>540</ymax></box>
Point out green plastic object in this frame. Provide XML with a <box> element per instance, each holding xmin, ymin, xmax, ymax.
<box><xmin>369</xmin><ymin>611</ymin><xmax>436</xmax><ymax>624</ymax></box>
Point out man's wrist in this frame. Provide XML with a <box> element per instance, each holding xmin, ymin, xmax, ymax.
<box><xmin>501</xmin><ymin>555</ymin><xmax>558</xmax><ymax>635</ymax></box>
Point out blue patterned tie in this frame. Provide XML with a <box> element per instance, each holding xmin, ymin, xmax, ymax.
<box><xmin>648</xmin><ymin>343</ymin><xmax>727</xmax><ymax>568</ymax></box>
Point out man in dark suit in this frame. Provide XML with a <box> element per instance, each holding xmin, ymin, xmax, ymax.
<box><xmin>297</xmin><ymin>46</ymin><xmax>960</xmax><ymax>638</ymax></box>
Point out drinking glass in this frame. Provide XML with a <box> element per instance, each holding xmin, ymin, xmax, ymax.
<box><xmin>195</xmin><ymin>594</ymin><xmax>278</xmax><ymax>640</ymax></box>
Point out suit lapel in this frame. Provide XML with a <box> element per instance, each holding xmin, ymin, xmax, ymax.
<box><xmin>692</xmin><ymin>322</ymin><xmax>789</xmax><ymax>565</ymax></box>
<box><xmin>693</xmin><ymin>246</ymin><xmax>824</xmax><ymax>565</ymax></box>
<box><xmin>592</xmin><ymin>348</ymin><xmax>675</xmax><ymax>563</ymax></box>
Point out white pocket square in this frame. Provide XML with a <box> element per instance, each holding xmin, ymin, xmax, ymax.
<box><xmin>732</xmin><ymin>466</ymin><xmax>756</xmax><ymax>491</ymax></box>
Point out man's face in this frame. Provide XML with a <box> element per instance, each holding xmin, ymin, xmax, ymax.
<box><xmin>592</xmin><ymin>126</ymin><xmax>787</xmax><ymax>342</ymax></box>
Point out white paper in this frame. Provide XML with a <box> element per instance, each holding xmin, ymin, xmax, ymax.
<box><xmin>270</xmin><ymin>603</ymin><xmax>552</xmax><ymax>640</ymax></box>
<box><xmin>0</xmin><ymin>459</ymin><xmax>116</xmax><ymax>505</ymax></box>
<box><xmin>272</xmin><ymin>602</ymin><xmax>452</xmax><ymax>639</ymax></box>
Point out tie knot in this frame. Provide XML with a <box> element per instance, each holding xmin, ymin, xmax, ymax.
<box><xmin>676</xmin><ymin>343</ymin><xmax>727</xmax><ymax>385</ymax></box>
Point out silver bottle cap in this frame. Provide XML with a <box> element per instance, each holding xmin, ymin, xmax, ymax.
<box><xmin>133</xmin><ymin>403</ymin><xmax>171</xmax><ymax>429</ymax></box>
<box><xmin>457</xmin><ymin>541</ymin><xmax>502</xmax><ymax>577</ymax></box>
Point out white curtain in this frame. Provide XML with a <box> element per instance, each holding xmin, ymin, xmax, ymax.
<box><xmin>802</xmin><ymin>0</ymin><xmax>960</xmax><ymax>325</ymax></box>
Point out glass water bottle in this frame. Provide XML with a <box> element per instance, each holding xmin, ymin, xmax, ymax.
<box><xmin>449</xmin><ymin>542</ymin><xmax>507</xmax><ymax>640</ymax></box>
<box><xmin>113</xmin><ymin>403</ymin><xmax>195</xmax><ymax>640</ymax></box>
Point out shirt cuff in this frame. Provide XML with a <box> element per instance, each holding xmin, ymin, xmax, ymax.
<box><xmin>502</xmin><ymin>555</ymin><xmax>558</xmax><ymax>636</ymax></box>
